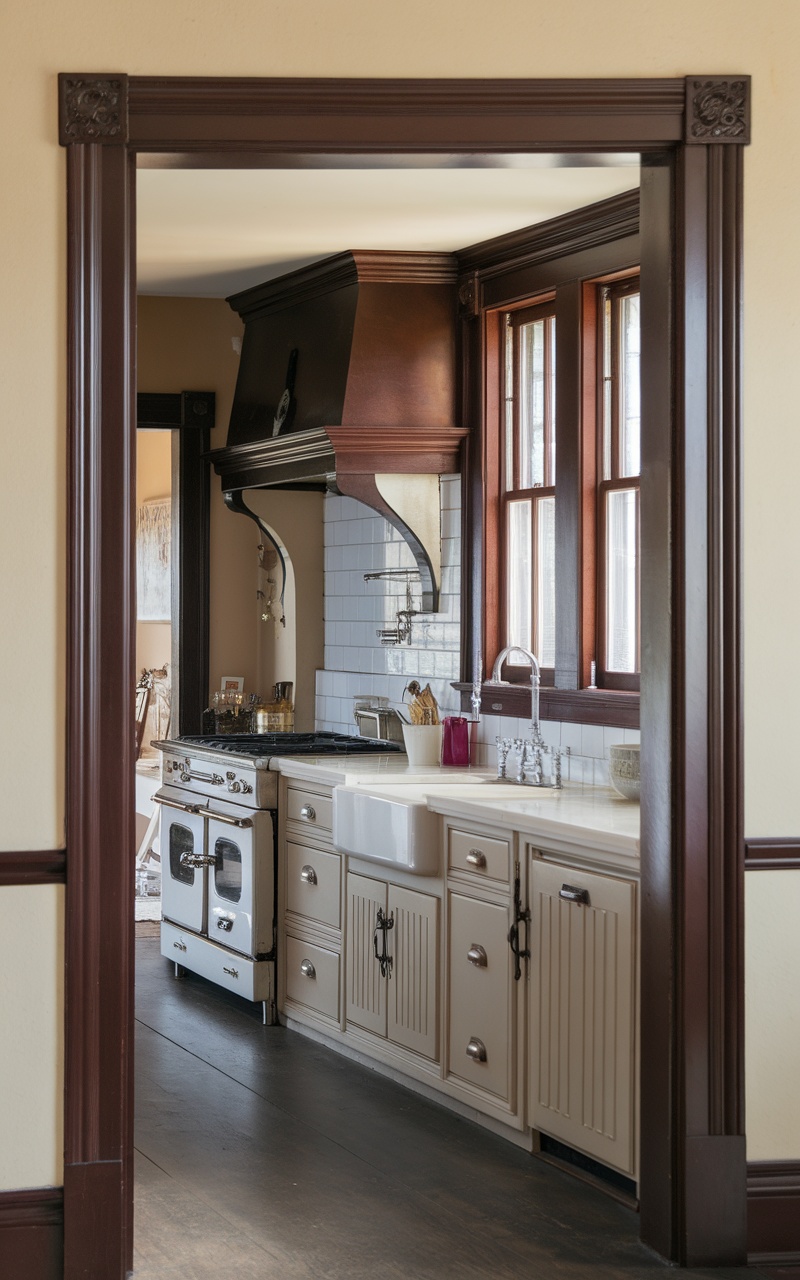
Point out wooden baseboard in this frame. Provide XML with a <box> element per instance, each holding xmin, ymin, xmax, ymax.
<box><xmin>748</xmin><ymin>1160</ymin><xmax>800</xmax><ymax>1266</ymax></box>
<box><xmin>0</xmin><ymin>1188</ymin><xmax>63</xmax><ymax>1279</ymax></box>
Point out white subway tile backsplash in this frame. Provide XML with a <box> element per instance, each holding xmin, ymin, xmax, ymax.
<box><xmin>580</xmin><ymin>724</ymin><xmax>605</xmax><ymax>760</ymax></box>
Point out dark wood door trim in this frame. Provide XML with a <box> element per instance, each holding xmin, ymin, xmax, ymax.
<box><xmin>63</xmin><ymin>136</ymin><xmax>136</xmax><ymax>1280</ymax></box>
<box><xmin>136</xmin><ymin>389</ymin><xmax>214</xmax><ymax>735</ymax></box>
<box><xmin>0</xmin><ymin>850</ymin><xmax>66</xmax><ymax>886</ymax></box>
<box><xmin>58</xmin><ymin>72</ymin><xmax>750</xmax><ymax>1275</ymax></box>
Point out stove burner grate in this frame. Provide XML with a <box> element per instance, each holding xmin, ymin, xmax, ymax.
<box><xmin>175</xmin><ymin>732</ymin><xmax>402</xmax><ymax>757</ymax></box>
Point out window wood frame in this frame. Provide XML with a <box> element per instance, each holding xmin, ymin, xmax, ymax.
<box><xmin>596</xmin><ymin>274</ymin><xmax>642</xmax><ymax>691</ymax></box>
<box><xmin>460</xmin><ymin>203</ymin><xmax>641</xmax><ymax>725</ymax></box>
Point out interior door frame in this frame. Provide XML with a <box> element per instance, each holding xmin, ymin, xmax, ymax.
<box><xmin>58</xmin><ymin>74</ymin><xmax>749</xmax><ymax>1278</ymax></box>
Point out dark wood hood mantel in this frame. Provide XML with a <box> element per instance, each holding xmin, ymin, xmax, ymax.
<box><xmin>209</xmin><ymin>249</ymin><xmax>468</xmax><ymax>609</ymax></box>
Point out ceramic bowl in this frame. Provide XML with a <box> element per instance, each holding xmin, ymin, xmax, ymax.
<box><xmin>608</xmin><ymin>743</ymin><xmax>640</xmax><ymax>801</ymax></box>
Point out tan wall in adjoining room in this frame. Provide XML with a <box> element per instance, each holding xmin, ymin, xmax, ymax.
<box><xmin>137</xmin><ymin>296</ymin><xmax>260</xmax><ymax>700</ymax></box>
<box><xmin>136</xmin><ymin>429</ymin><xmax>172</xmax><ymax>681</ymax></box>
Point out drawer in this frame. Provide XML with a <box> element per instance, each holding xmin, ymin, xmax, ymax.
<box><xmin>447</xmin><ymin>893</ymin><xmax>512</xmax><ymax>1101</ymax></box>
<box><xmin>286</xmin><ymin>786</ymin><xmax>333</xmax><ymax>835</ymax></box>
<box><xmin>448</xmin><ymin>827</ymin><xmax>510</xmax><ymax>884</ymax></box>
<box><xmin>286</xmin><ymin>841</ymin><xmax>341</xmax><ymax>928</ymax></box>
<box><xmin>160</xmin><ymin>920</ymin><xmax>272</xmax><ymax>1002</ymax></box>
<box><xmin>285</xmin><ymin>935</ymin><xmax>340</xmax><ymax>1021</ymax></box>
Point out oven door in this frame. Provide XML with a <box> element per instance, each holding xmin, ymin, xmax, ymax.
<box><xmin>205</xmin><ymin>804</ymin><xmax>263</xmax><ymax>957</ymax></box>
<box><xmin>156</xmin><ymin>789</ymin><xmax>208</xmax><ymax>933</ymax></box>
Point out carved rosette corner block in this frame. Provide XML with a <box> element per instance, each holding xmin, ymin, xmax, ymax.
<box><xmin>58</xmin><ymin>74</ymin><xmax>129</xmax><ymax>145</ymax></box>
<box><xmin>685</xmin><ymin>76</ymin><xmax>751</xmax><ymax>145</ymax></box>
<box><xmin>458</xmin><ymin>273</ymin><xmax>479</xmax><ymax>319</ymax></box>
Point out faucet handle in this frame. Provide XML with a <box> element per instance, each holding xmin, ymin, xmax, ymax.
<box><xmin>495</xmin><ymin>735</ymin><xmax>512</xmax><ymax>778</ymax></box>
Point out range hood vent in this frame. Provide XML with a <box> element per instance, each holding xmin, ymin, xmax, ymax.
<box><xmin>210</xmin><ymin>250</ymin><xmax>467</xmax><ymax>610</ymax></box>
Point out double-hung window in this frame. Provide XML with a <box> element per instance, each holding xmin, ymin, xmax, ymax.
<box><xmin>597</xmin><ymin>279</ymin><xmax>640</xmax><ymax>689</ymax></box>
<box><xmin>502</xmin><ymin>302</ymin><xmax>557</xmax><ymax>680</ymax></box>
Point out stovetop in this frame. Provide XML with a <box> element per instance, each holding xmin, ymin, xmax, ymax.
<box><xmin>172</xmin><ymin>732</ymin><xmax>402</xmax><ymax>758</ymax></box>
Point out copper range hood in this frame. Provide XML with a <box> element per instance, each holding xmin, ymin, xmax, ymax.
<box><xmin>209</xmin><ymin>250</ymin><xmax>468</xmax><ymax>610</ymax></box>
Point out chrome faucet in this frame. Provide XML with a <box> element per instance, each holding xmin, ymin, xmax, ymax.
<box><xmin>487</xmin><ymin>645</ymin><xmax>562</xmax><ymax>789</ymax></box>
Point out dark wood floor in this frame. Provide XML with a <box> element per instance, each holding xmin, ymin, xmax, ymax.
<box><xmin>134</xmin><ymin>938</ymin><xmax>766</xmax><ymax>1280</ymax></box>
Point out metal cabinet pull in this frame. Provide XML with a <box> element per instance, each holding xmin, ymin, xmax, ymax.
<box><xmin>466</xmin><ymin>849</ymin><xmax>487</xmax><ymax>868</ymax></box>
<box><xmin>172</xmin><ymin>940</ymin><xmax>187</xmax><ymax>953</ymax></box>
<box><xmin>222</xmin><ymin>966</ymin><xmax>239</xmax><ymax>979</ymax></box>
<box><xmin>300</xmin><ymin>865</ymin><xmax>318</xmax><ymax>885</ymax></box>
<box><xmin>300</xmin><ymin>959</ymin><xmax>316</xmax><ymax>978</ymax></box>
<box><xmin>467</xmin><ymin>944</ymin><xmax>488</xmax><ymax>968</ymax></box>
<box><xmin>466</xmin><ymin>1037</ymin><xmax>487</xmax><ymax>1063</ymax></box>
<box><xmin>559</xmin><ymin>883</ymin><xmax>590</xmax><ymax>905</ymax></box>
<box><xmin>299</xmin><ymin>804</ymin><xmax>316</xmax><ymax>821</ymax></box>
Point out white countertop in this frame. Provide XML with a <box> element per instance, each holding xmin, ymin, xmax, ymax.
<box><xmin>275</xmin><ymin>755</ymin><xmax>640</xmax><ymax>865</ymax></box>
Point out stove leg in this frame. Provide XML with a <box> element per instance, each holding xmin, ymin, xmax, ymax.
<box><xmin>262</xmin><ymin>998</ymin><xmax>277</xmax><ymax>1026</ymax></box>
<box><xmin>174</xmin><ymin>962</ymin><xmax>186</xmax><ymax>979</ymax></box>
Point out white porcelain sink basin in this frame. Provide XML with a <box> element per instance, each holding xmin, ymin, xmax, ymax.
<box><xmin>332</xmin><ymin>780</ymin><xmax>560</xmax><ymax>874</ymax></box>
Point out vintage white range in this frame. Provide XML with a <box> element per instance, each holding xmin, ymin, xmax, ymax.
<box><xmin>152</xmin><ymin>732</ymin><xmax>400</xmax><ymax>1024</ymax></box>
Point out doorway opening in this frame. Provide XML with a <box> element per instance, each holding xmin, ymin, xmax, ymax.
<box><xmin>60</xmin><ymin>75</ymin><xmax>747</xmax><ymax>1277</ymax></box>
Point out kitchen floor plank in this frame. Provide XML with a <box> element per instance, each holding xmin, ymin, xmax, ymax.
<box><xmin>134</xmin><ymin>939</ymin><xmax>766</xmax><ymax>1280</ymax></box>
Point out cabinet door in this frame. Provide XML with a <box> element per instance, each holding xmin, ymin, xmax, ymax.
<box><xmin>345</xmin><ymin>873</ymin><xmax>387</xmax><ymax>1037</ymax></box>
<box><xmin>448</xmin><ymin>892</ymin><xmax>513</xmax><ymax>1102</ymax></box>
<box><xmin>387</xmin><ymin>885</ymin><xmax>438</xmax><ymax>1061</ymax></box>
<box><xmin>529</xmin><ymin>858</ymin><xmax>636</xmax><ymax>1175</ymax></box>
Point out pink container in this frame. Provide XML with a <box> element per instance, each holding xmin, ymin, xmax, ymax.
<box><xmin>441</xmin><ymin>716</ymin><xmax>470</xmax><ymax>766</ymax></box>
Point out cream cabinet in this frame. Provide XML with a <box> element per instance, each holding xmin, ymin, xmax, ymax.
<box><xmin>279</xmin><ymin>779</ymin><xmax>343</xmax><ymax>1030</ymax></box>
<box><xmin>346</xmin><ymin>872</ymin><xmax>439</xmax><ymax>1061</ymax></box>
<box><xmin>443</xmin><ymin>822</ymin><xmax>525</xmax><ymax>1129</ymax></box>
<box><xmin>528</xmin><ymin>855</ymin><xmax>637</xmax><ymax>1177</ymax></box>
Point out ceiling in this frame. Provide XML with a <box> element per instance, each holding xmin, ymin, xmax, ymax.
<box><xmin>136</xmin><ymin>158</ymin><xmax>640</xmax><ymax>298</ymax></box>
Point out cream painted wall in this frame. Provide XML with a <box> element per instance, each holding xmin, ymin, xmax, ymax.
<box><xmin>245</xmin><ymin>489</ymin><xmax>325</xmax><ymax>732</ymax></box>
<box><xmin>1</xmin><ymin>0</ymin><xmax>798</xmax><ymax>1191</ymax></box>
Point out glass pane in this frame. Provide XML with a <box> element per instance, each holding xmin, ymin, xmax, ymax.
<box><xmin>535</xmin><ymin>496</ymin><xmax>556</xmax><ymax>668</ymax></box>
<box><xmin>602</xmin><ymin>294</ymin><xmax>612</xmax><ymax>481</ymax></box>
<box><xmin>619</xmin><ymin>292</ymin><xmax>640</xmax><ymax>477</ymax></box>
<box><xmin>507</xmin><ymin>499</ymin><xmax>532</xmax><ymax>652</ymax></box>
<box><xmin>169</xmin><ymin>823</ymin><xmax>195</xmax><ymax>886</ymax></box>
<box><xmin>606</xmin><ymin>487</ymin><xmax>639</xmax><ymax>672</ymax></box>
<box><xmin>547</xmin><ymin>319</ymin><xmax>556</xmax><ymax>484</ymax></box>
<box><xmin>214</xmin><ymin>837</ymin><xmax>242</xmax><ymax>903</ymax></box>
<box><xmin>504</xmin><ymin>315</ymin><xmax>514</xmax><ymax>491</ymax></box>
<box><xmin>519</xmin><ymin>319</ymin><xmax>545</xmax><ymax>488</ymax></box>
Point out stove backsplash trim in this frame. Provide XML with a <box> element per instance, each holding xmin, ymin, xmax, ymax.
<box><xmin>316</xmin><ymin>476</ymin><xmax>640</xmax><ymax>786</ymax></box>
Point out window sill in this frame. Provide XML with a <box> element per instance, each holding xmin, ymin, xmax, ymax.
<box><xmin>452</xmin><ymin>683</ymin><xmax>639</xmax><ymax>729</ymax></box>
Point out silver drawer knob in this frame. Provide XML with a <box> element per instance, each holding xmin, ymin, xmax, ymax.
<box><xmin>466</xmin><ymin>849</ymin><xmax>487</xmax><ymax>868</ymax></box>
<box><xmin>300</xmin><ymin>959</ymin><xmax>316</xmax><ymax>979</ymax></box>
<box><xmin>467</xmin><ymin>944</ymin><xmax>488</xmax><ymax>968</ymax></box>
<box><xmin>559</xmin><ymin>883</ymin><xmax>590</xmax><ymax>905</ymax></box>
<box><xmin>466</xmin><ymin>1037</ymin><xmax>487</xmax><ymax>1062</ymax></box>
<box><xmin>216</xmin><ymin>918</ymin><xmax>233</xmax><ymax>932</ymax></box>
<box><xmin>300</xmin><ymin>865</ymin><xmax>318</xmax><ymax>885</ymax></box>
<box><xmin>172</xmin><ymin>940</ymin><xmax>187</xmax><ymax>953</ymax></box>
<box><xmin>300</xmin><ymin>804</ymin><xmax>316</xmax><ymax>821</ymax></box>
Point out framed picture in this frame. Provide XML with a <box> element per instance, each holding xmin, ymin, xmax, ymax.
<box><xmin>136</xmin><ymin>497</ymin><xmax>171</xmax><ymax>622</ymax></box>
<box><xmin>220</xmin><ymin>676</ymin><xmax>244</xmax><ymax>692</ymax></box>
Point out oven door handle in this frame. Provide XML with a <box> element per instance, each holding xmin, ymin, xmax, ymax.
<box><xmin>204</xmin><ymin>809</ymin><xmax>253</xmax><ymax>830</ymax></box>
<box><xmin>153</xmin><ymin>795</ymin><xmax>201</xmax><ymax>816</ymax></box>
